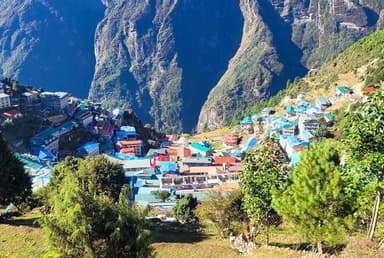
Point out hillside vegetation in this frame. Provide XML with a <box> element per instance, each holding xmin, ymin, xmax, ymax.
<box><xmin>244</xmin><ymin>29</ymin><xmax>384</xmax><ymax>118</ymax></box>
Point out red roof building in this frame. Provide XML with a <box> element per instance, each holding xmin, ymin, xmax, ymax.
<box><xmin>2</xmin><ymin>109</ymin><xmax>20</xmax><ymax>119</ymax></box>
<box><xmin>214</xmin><ymin>156</ymin><xmax>237</xmax><ymax>165</ymax></box>
<box><xmin>152</xmin><ymin>153</ymin><xmax>170</xmax><ymax>167</ymax></box>
<box><xmin>228</xmin><ymin>163</ymin><xmax>243</xmax><ymax>172</ymax></box>
<box><xmin>350</xmin><ymin>94</ymin><xmax>363</xmax><ymax>102</ymax></box>
<box><xmin>168</xmin><ymin>147</ymin><xmax>192</xmax><ymax>159</ymax></box>
<box><xmin>224</xmin><ymin>133</ymin><xmax>239</xmax><ymax>146</ymax></box>
<box><xmin>167</xmin><ymin>148</ymin><xmax>178</xmax><ymax>156</ymax></box>
<box><xmin>364</xmin><ymin>86</ymin><xmax>377</xmax><ymax>94</ymax></box>
<box><xmin>116</xmin><ymin>140</ymin><xmax>143</xmax><ymax>156</ymax></box>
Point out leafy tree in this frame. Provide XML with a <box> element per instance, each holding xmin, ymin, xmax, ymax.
<box><xmin>154</xmin><ymin>190</ymin><xmax>170</xmax><ymax>202</ymax></box>
<box><xmin>273</xmin><ymin>140</ymin><xmax>355</xmax><ymax>253</ymax></box>
<box><xmin>42</xmin><ymin>156</ymin><xmax>152</xmax><ymax>257</ymax></box>
<box><xmin>240</xmin><ymin>137</ymin><xmax>286</xmax><ymax>245</ymax></box>
<box><xmin>0</xmin><ymin>133</ymin><xmax>31</xmax><ymax>211</ymax></box>
<box><xmin>313</xmin><ymin>120</ymin><xmax>331</xmax><ymax>139</ymax></box>
<box><xmin>343</xmin><ymin>89</ymin><xmax>384</xmax><ymax>239</ymax></box>
<box><xmin>196</xmin><ymin>190</ymin><xmax>247</xmax><ymax>236</ymax></box>
<box><xmin>107</xmin><ymin>185</ymin><xmax>153</xmax><ymax>257</ymax></box>
<box><xmin>173</xmin><ymin>194</ymin><xmax>198</xmax><ymax>223</ymax></box>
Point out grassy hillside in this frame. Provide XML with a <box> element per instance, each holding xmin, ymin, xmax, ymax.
<box><xmin>244</xmin><ymin>29</ymin><xmax>384</xmax><ymax>118</ymax></box>
<box><xmin>0</xmin><ymin>210</ymin><xmax>49</xmax><ymax>258</ymax></box>
<box><xmin>2</xmin><ymin>210</ymin><xmax>384</xmax><ymax>257</ymax></box>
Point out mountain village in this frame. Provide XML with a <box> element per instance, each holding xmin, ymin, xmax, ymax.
<box><xmin>0</xmin><ymin>74</ymin><xmax>378</xmax><ymax>212</ymax></box>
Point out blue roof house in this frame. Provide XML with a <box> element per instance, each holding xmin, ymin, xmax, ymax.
<box><xmin>120</xmin><ymin>126</ymin><xmax>137</xmax><ymax>140</ymax></box>
<box><xmin>297</xmin><ymin>102</ymin><xmax>308</xmax><ymax>113</ymax></box>
<box><xmin>280</xmin><ymin>135</ymin><xmax>309</xmax><ymax>159</ymax></box>
<box><xmin>37</xmin><ymin>150</ymin><xmax>57</xmax><ymax>165</ymax></box>
<box><xmin>189</xmin><ymin>142</ymin><xmax>212</xmax><ymax>157</ymax></box>
<box><xmin>324</xmin><ymin>112</ymin><xmax>333</xmax><ymax>123</ymax></box>
<box><xmin>241</xmin><ymin>116</ymin><xmax>253</xmax><ymax>124</ymax></box>
<box><xmin>241</xmin><ymin>137</ymin><xmax>257</xmax><ymax>153</ymax></box>
<box><xmin>240</xmin><ymin>116</ymin><xmax>253</xmax><ymax>128</ymax></box>
<box><xmin>315</xmin><ymin>97</ymin><xmax>332</xmax><ymax>110</ymax></box>
<box><xmin>157</xmin><ymin>161</ymin><xmax>177</xmax><ymax>175</ymax></box>
<box><xmin>336</xmin><ymin>86</ymin><xmax>353</xmax><ymax>96</ymax></box>
<box><xmin>290</xmin><ymin>151</ymin><xmax>302</xmax><ymax>166</ymax></box>
<box><xmin>285</xmin><ymin>105</ymin><xmax>295</xmax><ymax>115</ymax></box>
<box><xmin>77</xmin><ymin>141</ymin><xmax>100</xmax><ymax>157</ymax></box>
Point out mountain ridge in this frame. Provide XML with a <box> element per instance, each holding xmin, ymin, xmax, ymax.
<box><xmin>0</xmin><ymin>0</ymin><xmax>383</xmax><ymax>133</ymax></box>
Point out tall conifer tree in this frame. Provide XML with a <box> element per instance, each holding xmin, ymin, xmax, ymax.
<box><xmin>0</xmin><ymin>133</ymin><xmax>31</xmax><ymax>209</ymax></box>
<box><xmin>273</xmin><ymin>140</ymin><xmax>354</xmax><ymax>253</ymax></box>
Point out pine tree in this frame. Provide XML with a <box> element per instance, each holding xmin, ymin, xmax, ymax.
<box><xmin>0</xmin><ymin>133</ymin><xmax>31</xmax><ymax>210</ymax></box>
<box><xmin>273</xmin><ymin>140</ymin><xmax>354</xmax><ymax>253</ymax></box>
<box><xmin>42</xmin><ymin>156</ymin><xmax>152</xmax><ymax>257</ymax></box>
<box><xmin>343</xmin><ymin>89</ymin><xmax>384</xmax><ymax>239</ymax></box>
<box><xmin>173</xmin><ymin>194</ymin><xmax>198</xmax><ymax>223</ymax></box>
<box><xmin>240</xmin><ymin>137</ymin><xmax>286</xmax><ymax>244</ymax></box>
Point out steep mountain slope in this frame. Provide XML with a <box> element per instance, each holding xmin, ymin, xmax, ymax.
<box><xmin>197</xmin><ymin>0</ymin><xmax>382</xmax><ymax>131</ymax></box>
<box><xmin>89</xmin><ymin>0</ymin><xmax>243</xmax><ymax>133</ymax></box>
<box><xmin>244</xmin><ymin>28</ymin><xmax>384</xmax><ymax>120</ymax></box>
<box><xmin>89</xmin><ymin>0</ymin><xmax>382</xmax><ymax>133</ymax></box>
<box><xmin>0</xmin><ymin>0</ymin><xmax>382</xmax><ymax>133</ymax></box>
<box><xmin>0</xmin><ymin>0</ymin><xmax>104</xmax><ymax>97</ymax></box>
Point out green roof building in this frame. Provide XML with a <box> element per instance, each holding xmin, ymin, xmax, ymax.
<box><xmin>336</xmin><ymin>86</ymin><xmax>353</xmax><ymax>95</ymax></box>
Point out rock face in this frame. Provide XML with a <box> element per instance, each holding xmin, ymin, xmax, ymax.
<box><xmin>197</xmin><ymin>0</ymin><xmax>383</xmax><ymax>131</ymax></box>
<box><xmin>89</xmin><ymin>0</ymin><xmax>243</xmax><ymax>133</ymax></box>
<box><xmin>0</xmin><ymin>0</ymin><xmax>382</xmax><ymax>132</ymax></box>
<box><xmin>89</xmin><ymin>0</ymin><xmax>382</xmax><ymax>133</ymax></box>
<box><xmin>0</xmin><ymin>0</ymin><xmax>104</xmax><ymax>98</ymax></box>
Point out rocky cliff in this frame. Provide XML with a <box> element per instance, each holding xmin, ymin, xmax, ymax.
<box><xmin>197</xmin><ymin>0</ymin><xmax>382</xmax><ymax>131</ymax></box>
<box><xmin>88</xmin><ymin>0</ymin><xmax>382</xmax><ymax>133</ymax></box>
<box><xmin>0</xmin><ymin>0</ymin><xmax>104</xmax><ymax>97</ymax></box>
<box><xmin>89</xmin><ymin>0</ymin><xmax>243</xmax><ymax>133</ymax></box>
<box><xmin>0</xmin><ymin>0</ymin><xmax>382</xmax><ymax>133</ymax></box>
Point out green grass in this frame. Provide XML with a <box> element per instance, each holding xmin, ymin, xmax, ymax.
<box><xmin>1</xmin><ymin>211</ymin><xmax>384</xmax><ymax>257</ymax></box>
<box><xmin>0</xmin><ymin>210</ymin><xmax>49</xmax><ymax>258</ymax></box>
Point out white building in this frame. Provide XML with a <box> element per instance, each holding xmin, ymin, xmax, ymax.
<box><xmin>0</xmin><ymin>93</ymin><xmax>11</xmax><ymax>109</ymax></box>
<box><xmin>41</xmin><ymin>91</ymin><xmax>70</xmax><ymax>111</ymax></box>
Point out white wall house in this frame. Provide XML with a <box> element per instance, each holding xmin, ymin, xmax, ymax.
<box><xmin>0</xmin><ymin>93</ymin><xmax>11</xmax><ymax>109</ymax></box>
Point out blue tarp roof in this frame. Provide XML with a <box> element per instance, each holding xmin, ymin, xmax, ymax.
<box><xmin>324</xmin><ymin>113</ymin><xmax>333</xmax><ymax>121</ymax></box>
<box><xmin>242</xmin><ymin>137</ymin><xmax>257</xmax><ymax>152</ymax></box>
<box><xmin>157</xmin><ymin>161</ymin><xmax>177</xmax><ymax>173</ymax></box>
<box><xmin>240</xmin><ymin>116</ymin><xmax>253</xmax><ymax>124</ymax></box>
<box><xmin>290</xmin><ymin>152</ymin><xmax>301</xmax><ymax>166</ymax></box>
<box><xmin>190</xmin><ymin>142</ymin><xmax>210</xmax><ymax>153</ymax></box>
<box><xmin>78</xmin><ymin>141</ymin><xmax>99</xmax><ymax>152</ymax></box>
<box><xmin>38</xmin><ymin>150</ymin><xmax>56</xmax><ymax>163</ymax></box>
<box><xmin>271</xmin><ymin>117</ymin><xmax>291</xmax><ymax>130</ymax></box>
<box><xmin>114</xmin><ymin>152</ymin><xmax>138</xmax><ymax>160</ymax></box>
<box><xmin>306</xmin><ymin>106</ymin><xmax>321</xmax><ymax>115</ymax></box>
<box><xmin>230</xmin><ymin>149</ymin><xmax>242</xmax><ymax>157</ymax></box>
<box><xmin>337</xmin><ymin>86</ymin><xmax>353</xmax><ymax>93</ymax></box>
<box><xmin>297</xmin><ymin>104</ymin><xmax>307</xmax><ymax>113</ymax></box>
<box><xmin>285</xmin><ymin>105</ymin><xmax>295</xmax><ymax>113</ymax></box>
<box><xmin>302</xmin><ymin>130</ymin><xmax>314</xmax><ymax>138</ymax></box>
<box><xmin>286</xmin><ymin>136</ymin><xmax>309</xmax><ymax>147</ymax></box>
